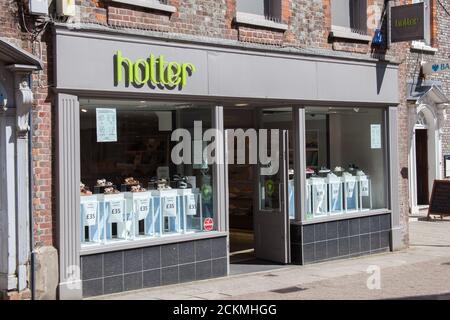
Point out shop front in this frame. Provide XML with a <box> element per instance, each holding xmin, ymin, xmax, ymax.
<box><xmin>54</xmin><ymin>25</ymin><xmax>401</xmax><ymax>299</ymax></box>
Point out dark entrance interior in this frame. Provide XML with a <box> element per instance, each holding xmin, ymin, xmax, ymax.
<box><xmin>415</xmin><ymin>129</ymin><xmax>429</xmax><ymax>205</ymax></box>
<box><xmin>224</xmin><ymin>107</ymin><xmax>294</xmax><ymax>274</ymax></box>
<box><xmin>224</xmin><ymin>108</ymin><xmax>256</xmax><ymax>267</ymax></box>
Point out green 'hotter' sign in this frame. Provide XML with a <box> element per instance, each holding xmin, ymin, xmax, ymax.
<box><xmin>114</xmin><ymin>50</ymin><xmax>196</xmax><ymax>88</ymax></box>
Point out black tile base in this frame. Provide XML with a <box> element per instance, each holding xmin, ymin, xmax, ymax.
<box><xmin>81</xmin><ymin>236</ymin><xmax>227</xmax><ymax>297</ymax></box>
<box><xmin>291</xmin><ymin>213</ymin><xmax>392</xmax><ymax>265</ymax></box>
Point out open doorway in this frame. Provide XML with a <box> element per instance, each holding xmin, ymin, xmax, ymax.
<box><xmin>224</xmin><ymin>108</ymin><xmax>256</xmax><ymax>266</ymax></box>
<box><xmin>415</xmin><ymin>129</ymin><xmax>429</xmax><ymax>205</ymax></box>
<box><xmin>224</xmin><ymin>106</ymin><xmax>293</xmax><ymax>275</ymax></box>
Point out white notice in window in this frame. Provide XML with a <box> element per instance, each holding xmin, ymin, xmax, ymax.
<box><xmin>96</xmin><ymin>108</ymin><xmax>117</xmax><ymax>142</ymax></box>
<box><xmin>371</xmin><ymin>124</ymin><xmax>381</xmax><ymax>149</ymax></box>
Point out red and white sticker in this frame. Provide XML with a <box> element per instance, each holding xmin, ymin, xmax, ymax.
<box><xmin>203</xmin><ymin>217</ymin><xmax>214</xmax><ymax>231</ymax></box>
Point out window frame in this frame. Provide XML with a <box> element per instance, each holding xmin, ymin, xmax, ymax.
<box><xmin>234</xmin><ymin>0</ymin><xmax>288</xmax><ymax>31</ymax></box>
<box><xmin>78</xmin><ymin>99</ymin><xmax>226</xmax><ymax>254</ymax></box>
<box><xmin>330</xmin><ymin>0</ymin><xmax>371</xmax><ymax>42</ymax></box>
<box><xmin>411</xmin><ymin>0</ymin><xmax>435</xmax><ymax>50</ymax></box>
<box><xmin>110</xmin><ymin>0</ymin><xmax>176</xmax><ymax>14</ymax></box>
<box><xmin>298</xmin><ymin>106</ymin><xmax>391</xmax><ymax>224</ymax></box>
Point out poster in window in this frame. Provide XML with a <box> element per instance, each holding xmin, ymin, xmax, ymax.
<box><xmin>96</xmin><ymin>108</ymin><xmax>117</xmax><ymax>142</ymax></box>
<box><xmin>371</xmin><ymin>124</ymin><xmax>382</xmax><ymax>149</ymax></box>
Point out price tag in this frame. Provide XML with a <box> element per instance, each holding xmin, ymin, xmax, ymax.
<box><xmin>347</xmin><ymin>181</ymin><xmax>356</xmax><ymax>198</ymax></box>
<box><xmin>163</xmin><ymin>196</ymin><xmax>177</xmax><ymax>217</ymax></box>
<box><xmin>315</xmin><ymin>184</ymin><xmax>324</xmax><ymax>198</ymax></box>
<box><xmin>331</xmin><ymin>183</ymin><xmax>340</xmax><ymax>198</ymax></box>
<box><xmin>135</xmin><ymin>198</ymin><xmax>150</xmax><ymax>220</ymax></box>
<box><xmin>109</xmin><ymin>200</ymin><xmax>124</xmax><ymax>223</ymax></box>
<box><xmin>361</xmin><ymin>180</ymin><xmax>369</xmax><ymax>197</ymax></box>
<box><xmin>82</xmin><ymin>202</ymin><xmax>97</xmax><ymax>227</ymax></box>
<box><xmin>186</xmin><ymin>194</ymin><xmax>197</xmax><ymax>216</ymax></box>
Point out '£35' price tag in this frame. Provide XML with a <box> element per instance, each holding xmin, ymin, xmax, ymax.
<box><xmin>83</xmin><ymin>202</ymin><xmax>97</xmax><ymax>226</ymax></box>
<box><xmin>109</xmin><ymin>200</ymin><xmax>124</xmax><ymax>223</ymax></box>
<box><xmin>135</xmin><ymin>198</ymin><xmax>150</xmax><ymax>220</ymax></box>
<box><xmin>163</xmin><ymin>196</ymin><xmax>177</xmax><ymax>217</ymax></box>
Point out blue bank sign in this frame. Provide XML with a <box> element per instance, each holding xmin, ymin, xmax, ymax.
<box><xmin>423</xmin><ymin>61</ymin><xmax>450</xmax><ymax>75</ymax></box>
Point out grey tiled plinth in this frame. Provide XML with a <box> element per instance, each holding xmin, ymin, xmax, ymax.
<box><xmin>81</xmin><ymin>236</ymin><xmax>227</xmax><ymax>297</ymax></box>
<box><xmin>291</xmin><ymin>214</ymin><xmax>392</xmax><ymax>264</ymax></box>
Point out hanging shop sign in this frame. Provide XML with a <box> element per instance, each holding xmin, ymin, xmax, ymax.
<box><xmin>114</xmin><ymin>50</ymin><xmax>196</xmax><ymax>88</ymax></box>
<box><xmin>390</xmin><ymin>2</ymin><xmax>425</xmax><ymax>43</ymax></box>
<box><xmin>422</xmin><ymin>61</ymin><xmax>450</xmax><ymax>75</ymax></box>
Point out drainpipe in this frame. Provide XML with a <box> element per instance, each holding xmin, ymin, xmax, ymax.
<box><xmin>28</xmin><ymin>86</ymin><xmax>35</xmax><ymax>301</ymax></box>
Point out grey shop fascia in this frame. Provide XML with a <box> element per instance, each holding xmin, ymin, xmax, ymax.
<box><xmin>53</xmin><ymin>25</ymin><xmax>401</xmax><ymax>299</ymax></box>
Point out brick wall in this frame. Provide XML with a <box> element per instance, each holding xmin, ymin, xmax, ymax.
<box><xmin>0</xmin><ymin>0</ymin><xmax>54</xmax><ymax>248</ymax></box>
<box><xmin>406</xmin><ymin>0</ymin><xmax>450</xmax><ymax>179</ymax></box>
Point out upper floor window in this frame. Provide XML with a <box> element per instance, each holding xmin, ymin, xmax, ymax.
<box><xmin>412</xmin><ymin>0</ymin><xmax>432</xmax><ymax>47</ymax></box>
<box><xmin>236</xmin><ymin>0</ymin><xmax>282</xmax><ymax>22</ymax></box>
<box><xmin>331</xmin><ymin>0</ymin><xmax>368</xmax><ymax>35</ymax></box>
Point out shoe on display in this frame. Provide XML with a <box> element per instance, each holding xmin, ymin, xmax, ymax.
<box><xmin>104</xmin><ymin>186</ymin><xmax>120</xmax><ymax>194</ymax></box>
<box><xmin>80</xmin><ymin>182</ymin><xmax>92</xmax><ymax>196</ymax></box>
<box><xmin>124</xmin><ymin>177</ymin><xmax>140</xmax><ymax>185</ymax></box>
<box><xmin>96</xmin><ymin>179</ymin><xmax>106</xmax><ymax>187</ymax></box>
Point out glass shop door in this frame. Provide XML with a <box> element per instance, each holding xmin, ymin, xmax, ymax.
<box><xmin>254</xmin><ymin>129</ymin><xmax>290</xmax><ymax>264</ymax></box>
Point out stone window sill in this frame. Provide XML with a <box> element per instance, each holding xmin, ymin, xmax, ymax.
<box><xmin>410</xmin><ymin>41</ymin><xmax>437</xmax><ymax>53</ymax></box>
<box><xmin>110</xmin><ymin>0</ymin><xmax>176</xmax><ymax>14</ymax></box>
<box><xmin>329</xmin><ymin>26</ymin><xmax>372</xmax><ymax>42</ymax></box>
<box><xmin>235</xmin><ymin>12</ymin><xmax>288</xmax><ymax>31</ymax></box>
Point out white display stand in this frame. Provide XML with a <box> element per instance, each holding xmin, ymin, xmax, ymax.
<box><xmin>80</xmin><ymin>195</ymin><xmax>100</xmax><ymax>244</ymax></box>
<box><xmin>343</xmin><ymin>175</ymin><xmax>359</xmax><ymax>213</ymax></box>
<box><xmin>327</xmin><ymin>175</ymin><xmax>343</xmax><ymax>215</ymax></box>
<box><xmin>152</xmin><ymin>189</ymin><xmax>180</xmax><ymax>235</ymax></box>
<box><xmin>98</xmin><ymin>193</ymin><xmax>128</xmax><ymax>241</ymax></box>
<box><xmin>306</xmin><ymin>179</ymin><xmax>312</xmax><ymax>220</ymax></box>
<box><xmin>357</xmin><ymin>175</ymin><xmax>372</xmax><ymax>211</ymax></box>
<box><xmin>288</xmin><ymin>180</ymin><xmax>295</xmax><ymax>220</ymax></box>
<box><xmin>310</xmin><ymin>177</ymin><xmax>327</xmax><ymax>218</ymax></box>
<box><xmin>177</xmin><ymin>188</ymin><xmax>202</xmax><ymax>233</ymax></box>
<box><xmin>125</xmin><ymin>191</ymin><xmax>153</xmax><ymax>238</ymax></box>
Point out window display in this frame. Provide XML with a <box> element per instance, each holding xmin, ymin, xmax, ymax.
<box><xmin>304</xmin><ymin>107</ymin><xmax>387</xmax><ymax>220</ymax></box>
<box><xmin>79</xmin><ymin>99</ymin><xmax>216</xmax><ymax>247</ymax></box>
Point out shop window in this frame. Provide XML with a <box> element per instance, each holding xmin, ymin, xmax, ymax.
<box><xmin>331</xmin><ymin>0</ymin><xmax>368</xmax><ymax>35</ymax></box>
<box><xmin>304</xmin><ymin>107</ymin><xmax>388</xmax><ymax>220</ymax></box>
<box><xmin>79</xmin><ymin>99</ymin><xmax>217</xmax><ymax>247</ymax></box>
<box><xmin>236</xmin><ymin>0</ymin><xmax>282</xmax><ymax>22</ymax></box>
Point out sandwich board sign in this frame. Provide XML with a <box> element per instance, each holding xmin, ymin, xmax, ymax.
<box><xmin>428</xmin><ymin>180</ymin><xmax>450</xmax><ymax>220</ymax></box>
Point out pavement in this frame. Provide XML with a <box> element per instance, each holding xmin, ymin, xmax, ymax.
<box><xmin>91</xmin><ymin>218</ymin><xmax>450</xmax><ymax>300</ymax></box>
